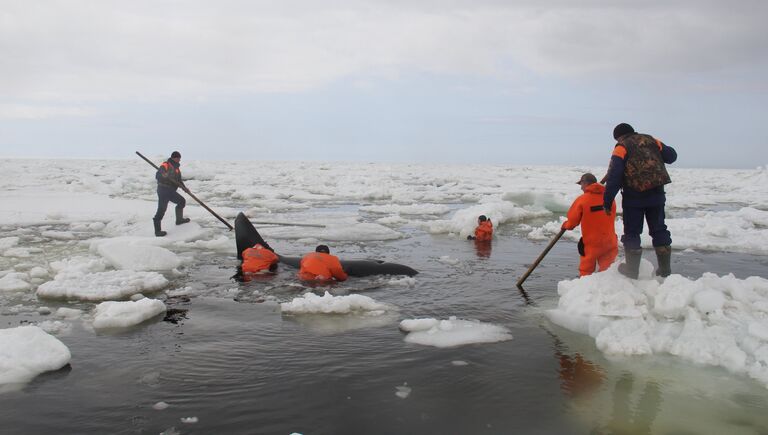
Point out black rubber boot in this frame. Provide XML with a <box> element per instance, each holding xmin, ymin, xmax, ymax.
<box><xmin>618</xmin><ymin>248</ymin><xmax>642</xmax><ymax>279</ymax></box>
<box><xmin>655</xmin><ymin>245</ymin><xmax>672</xmax><ymax>277</ymax></box>
<box><xmin>153</xmin><ymin>218</ymin><xmax>167</xmax><ymax>237</ymax></box>
<box><xmin>175</xmin><ymin>207</ymin><xmax>190</xmax><ymax>225</ymax></box>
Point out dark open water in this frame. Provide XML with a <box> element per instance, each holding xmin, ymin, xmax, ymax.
<box><xmin>2</xmin><ymin>223</ymin><xmax>768</xmax><ymax>435</ymax></box>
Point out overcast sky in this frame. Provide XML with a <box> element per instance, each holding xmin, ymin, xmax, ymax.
<box><xmin>1</xmin><ymin>0</ymin><xmax>766</xmax><ymax>168</ymax></box>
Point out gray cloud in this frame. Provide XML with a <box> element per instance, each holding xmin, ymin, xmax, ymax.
<box><xmin>1</xmin><ymin>0</ymin><xmax>766</xmax><ymax>103</ymax></box>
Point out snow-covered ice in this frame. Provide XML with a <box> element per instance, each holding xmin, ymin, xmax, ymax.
<box><xmin>92</xmin><ymin>298</ymin><xmax>167</xmax><ymax>329</ymax></box>
<box><xmin>546</xmin><ymin>263</ymin><xmax>768</xmax><ymax>386</ymax></box>
<box><xmin>280</xmin><ymin>291</ymin><xmax>394</xmax><ymax>315</ymax></box>
<box><xmin>0</xmin><ymin>326</ymin><xmax>71</xmax><ymax>390</ymax></box>
<box><xmin>399</xmin><ymin>316</ymin><xmax>513</xmax><ymax>348</ymax></box>
<box><xmin>37</xmin><ymin>270</ymin><xmax>168</xmax><ymax>301</ymax></box>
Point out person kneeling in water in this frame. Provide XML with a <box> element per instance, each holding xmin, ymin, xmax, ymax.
<box><xmin>241</xmin><ymin>243</ymin><xmax>279</xmax><ymax>274</ymax></box>
<box><xmin>467</xmin><ymin>215</ymin><xmax>493</xmax><ymax>241</ymax></box>
<box><xmin>298</xmin><ymin>245</ymin><xmax>348</xmax><ymax>282</ymax></box>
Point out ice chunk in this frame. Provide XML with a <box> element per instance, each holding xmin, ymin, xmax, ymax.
<box><xmin>37</xmin><ymin>270</ymin><xmax>168</xmax><ymax>301</ymax></box>
<box><xmin>399</xmin><ymin>316</ymin><xmax>513</xmax><ymax>348</ymax></box>
<box><xmin>0</xmin><ymin>326</ymin><xmax>71</xmax><ymax>389</ymax></box>
<box><xmin>92</xmin><ymin>298</ymin><xmax>166</xmax><ymax>329</ymax></box>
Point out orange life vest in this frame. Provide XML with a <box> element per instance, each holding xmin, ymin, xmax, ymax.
<box><xmin>474</xmin><ymin>220</ymin><xmax>493</xmax><ymax>241</ymax></box>
<box><xmin>241</xmin><ymin>244</ymin><xmax>279</xmax><ymax>273</ymax></box>
<box><xmin>298</xmin><ymin>252</ymin><xmax>348</xmax><ymax>281</ymax></box>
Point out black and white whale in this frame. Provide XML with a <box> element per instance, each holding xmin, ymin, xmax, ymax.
<box><xmin>235</xmin><ymin>212</ymin><xmax>418</xmax><ymax>277</ymax></box>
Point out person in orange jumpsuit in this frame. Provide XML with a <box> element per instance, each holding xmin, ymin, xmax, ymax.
<box><xmin>298</xmin><ymin>245</ymin><xmax>348</xmax><ymax>282</ymax></box>
<box><xmin>467</xmin><ymin>215</ymin><xmax>493</xmax><ymax>241</ymax></box>
<box><xmin>562</xmin><ymin>173</ymin><xmax>618</xmax><ymax>276</ymax></box>
<box><xmin>241</xmin><ymin>243</ymin><xmax>279</xmax><ymax>274</ymax></box>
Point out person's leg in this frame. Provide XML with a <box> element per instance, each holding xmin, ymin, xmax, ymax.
<box><xmin>169</xmin><ymin>192</ymin><xmax>190</xmax><ymax>225</ymax></box>
<box><xmin>598</xmin><ymin>244</ymin><xmax>618</xmax><ymax>272</ymax></box>
<box><xmin>645</xmin><ymin>205</ymin><xmax>671</xmax><ymax>247</ymax></box>
<box><xmin>578</xmin><ymin>250</ymin><xmax>597</xmax><ymax>277</ymax></box>
<box><xmin>153</xmin><ymin>189</ymin><xmax>171</xmax><ymax>236</ymax></box>
<box><xmin>619</xmin><ymin>205</ymin><xmax>644</xmax><ymax>279</ymax></box>
<box><xmin>645</xmin><ymin>205</ymin><xmax>672</xmax><ymax>276</ymax></box>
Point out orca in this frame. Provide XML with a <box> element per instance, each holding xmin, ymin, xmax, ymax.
<box><xmin>235</xmin><ymin>212</ymin><xmax>418</xmax><ymax>277</ymax></box>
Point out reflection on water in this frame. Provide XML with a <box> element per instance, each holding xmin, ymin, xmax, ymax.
<box><xmin>2</xmin><ymin>227</ymin><xmax>768</xmax><ymax>433</ymax></box>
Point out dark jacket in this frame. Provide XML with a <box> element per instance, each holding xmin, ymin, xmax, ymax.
<box><xmin>604</xmin><ymin>134</ymin><xmax>677</xmax><ymax>208</ymax></box>
<box><xmin>156</xmin><ymin>158</ymin><xmax>183</xmax><ymax>190</ymax></box>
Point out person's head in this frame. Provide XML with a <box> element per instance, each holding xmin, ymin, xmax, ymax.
<box><xmin>576</xmin><ymin>173</ymin><xmax>597</xmax><ymax>190</ymax></box>
<box><xmin>170</xmin><ymin>151</ymin><xmax>181</xmax><ymax>162</ymax></box>
<box><xmin>315</xmin><ymin>244</ymin><xmax>330</xmax><ymax>254</ymax></box>
<box><xmin>478</xmin><ymin>215</ymin><xmax>487</xmax><ymax>223</ymax></box>
<box><xmin>612</xmin><ymin>123</ymin><xmax>635</xmax><ymax>140</ymax></box>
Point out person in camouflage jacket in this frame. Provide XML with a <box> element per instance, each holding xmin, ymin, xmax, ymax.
<box><xmin>603</xmin><ymin>123</ymin><xmax>677</xmax><ymax>279</ymax></box>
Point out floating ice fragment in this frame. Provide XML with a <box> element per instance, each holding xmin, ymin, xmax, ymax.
<box><xmin>153</xmin><ymin>401</ymin><xmax>169</xmax><ymax>410</ymax></box>
<box><xmin>395</xmin><ymin>383</ymin><xmax>412</xmax><ymax>399</ymax></box>
<box><xmin>180</xmin><ymin>417</ymin><xmax>198</xmax><ymax>424</ymax></box>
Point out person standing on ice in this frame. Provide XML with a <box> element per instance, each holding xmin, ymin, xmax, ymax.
<box><xmin>467</xmin><ymin>215</ymin><xmax>493</xmax><ymax>241</ymax></box>
<box><xmin>298</xmin><ymin>245</ymin><xmax>348</xmax><ymax>282</ymax></box>
<box><xmin>562</xmin><ymin>173</ymin><xmax>618</xmax><ymax>276</ymax></box>
<box><xmin>603</xmin><ymin>123</ymin><xmax>678</xmax><ymax>278</ymax></box>
<box><xmin>153</xmin><ymin>151</ymin><xmax>190</xmax><ymax>237</ymax></box>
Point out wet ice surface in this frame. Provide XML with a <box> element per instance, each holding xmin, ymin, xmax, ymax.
<box><xmin>1</xmin><ymin>159</ymin><xmax>768</xmax><ymax>434</ymax></box>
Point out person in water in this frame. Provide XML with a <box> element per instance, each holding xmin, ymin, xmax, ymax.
<box><xmin>467</xmin><ymin>215</ymin><xmax>493</xmax><ymax>241</ymax></box>
<box><xmin>562</xmin><ymin>173</ymin><xmax>618</xmax><ymax>277</ymax></box>
<box><xmin>298</xmin><ymin>245</ymin><xmax>348</xmax><ymax>282</ymax></box>
<box><xmin>241</xmin><ymin>243</ymin><xmax>279</xmax><ymax>274</ymax></box>
<box><xmin>153</xmin><ymin>151</ymin><xmax>190</xmax><ymax>237</ymax></box>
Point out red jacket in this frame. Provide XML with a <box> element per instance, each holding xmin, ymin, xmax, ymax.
<box><xmin>563</xmin><ymin>183</ymin><xmax>617</xmax><ymax>248</ymax></box>
<box><xmin>474</xmin><ymin>220</ymin><xmax>493</xmax><ymax>241</ymax></box>
<box><xmin>242</xmin><ymin>244</ymin><xmax>279</xmax><ymax>273</ymax></box>
<box><xmin>298</xmin><ymin>252</ymin><xmax>348</xmax><ymax>281</ymax></box>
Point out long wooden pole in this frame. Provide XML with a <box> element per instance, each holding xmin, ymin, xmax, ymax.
<box><xmin>516</xmin><ymin>228</ymin><xmax>566</xmax><ymax>288</ymax></box>
<box><xmin>251</xmin><ymin>221</ymin><xmax>326</xmax><ymax>228</ymax></box>
<box><xmin>136</xmin><ymin>151</ymin><xmax>234</xmax><ymax>231</ymax></box>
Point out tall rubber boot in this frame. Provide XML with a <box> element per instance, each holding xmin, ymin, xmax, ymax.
<box><xmin>618</xmin><ymin>248</ymin><xmax>642</xmax><ymax>279</ymax></box>
<box><xmin>655</xmin><ymin>245</ymin><xmax>672</xmax><ymax>277</ymax></box>
<box><xmin>175</xmin><ymin>207</ymin><xmax>190</xmax><ymax>225</ymax></box>
<box><xmin>153</xmin><ymin>218</ymin><xmax>167</xmax><ymax>237</ymax></box>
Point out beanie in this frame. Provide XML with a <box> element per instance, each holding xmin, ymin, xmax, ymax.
<box><xmin>171</xmin><ymin>151</ymin><xmax>181</xmax><ymax>159</ymax></box>
<box><xmin>613</xmin><ymin>123</ymin><xmax>635</xmax><ymax>140</ymax></box>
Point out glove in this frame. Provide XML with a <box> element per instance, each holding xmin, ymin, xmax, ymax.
<box><xmin>467</xmin><ymin>235</ymin><xmax>475</xmax><ymax>240</ymax></box>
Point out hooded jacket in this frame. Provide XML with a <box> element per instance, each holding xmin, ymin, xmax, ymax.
<box><xmin>298</xmin><ymin>252</ymin><xmax>348</xmax><ymax>281</ymax></box>
<box><xmin>564</xmin><ymin>183</ymin><xmax>617</xmax><ymax>248</ymax></box>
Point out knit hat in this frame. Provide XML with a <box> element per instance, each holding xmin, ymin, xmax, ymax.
<box><xmin>315</xmin><ymin>245</ymin><xmax>330</xmax><ymax>254</ymax></box>
<box><xmin>613</xmin><ymin>123</ymin><xmax>635</xmax><ymax>140</ymax></box>
<box><xmin>171</xmin><ymin>151</ymin><xmax>181</xmax><ymax>159</ymax></box>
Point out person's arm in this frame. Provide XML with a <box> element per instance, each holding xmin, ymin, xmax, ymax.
<box><xmin>330</xmin><ymin>257</ymin><xmax>348</xmax><ymax>281</ymax></box>
<box><xmin>155</xmin><ymin>164</ymin><xmax>168</xmax><ymax>182</ymax></box>
<box><xmin>562</xmin><ymin>198</ymin><xmax>583</xmax><ymax>230</ymax></box>
<box><xmin>659</xmin><ymin>142</ymin><xmax>677</xmax><ymax>164</ymax></box>
<box><xmin>603</xmin><ymin>146</ymin><xmax>626</xmax><ymax>213</ymax></box>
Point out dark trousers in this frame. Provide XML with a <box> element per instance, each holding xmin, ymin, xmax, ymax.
<box><xmin>154</xmin><ymin>187</ymin><xmax>185</xmax><ymax>221</ymax></box>
<box><xmin>620</xmin><ymin>204</ymin><xmax>671</xmax><ymax>249</ymax></box>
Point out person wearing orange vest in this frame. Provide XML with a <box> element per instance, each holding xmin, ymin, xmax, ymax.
<box><xmin>467</xmin><ymin>215</ymin><xmax>493</xmax><ymax>241</ymax></box>
<box><xmin>298</xmin><ymin>245</ymin><xmax>348</xmax><ymax>282</ymax></box>
<box><xmin>153</xmin><ymin>151</ymin><xmax>190</xmax><ymax>237</ymax></box>
<box><xmin>562</xmin><ymin>173</ymin><xmax>618</xmax><ymax>277</ymax></box>
<box><xmin>241</xmin><ymin>243</ymin><xmax>279</xmax><ymax>274</ymax></box>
